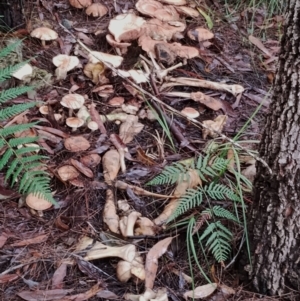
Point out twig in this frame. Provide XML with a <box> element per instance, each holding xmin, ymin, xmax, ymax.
<box><xmin>58</xmin><ymin>23</ymin><xmax>272</xmax><ymax>175</ymax></box>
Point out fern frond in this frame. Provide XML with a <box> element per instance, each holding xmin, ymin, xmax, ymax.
<box><xmin>0</xmin><ymin>86</ymin><xmax>34</xmax><ymax>104</ymax></box>
<box><xmin>0</xmin><ymin>102</ymin><xmax>36</xmax><ymax>121</ymax></box>
<box><xmin>204</xmin><ymin>183</ymin><xmax>240</xmax><ymax>202</ymax></box>
<box><xmin>199</xmin><ymin>221</ymin><xmax>232</xmax><ymax>262</ymax></box>
<box><xmin>192</xmin><ymin>211</ymin><xmax>212</xmax><ymax>234</ymax></box>
<box><xmin>211</xmin><ymin>206</ymin><xmax>240</xmax><ymax>223</ymax></box>
<box><xmin>0</xmin><ymin>60</ymin><xmax>29</xmax><ymax>82</ymax></box>
<box><xmin>0</xmin><ymin>123</ymin><xmax>38</xmax><ymax>138</ymax></box>
<box><xmin>0</xmin><ymin>39</ymin><xmax>22</xmax><ymax>58</ymax></box>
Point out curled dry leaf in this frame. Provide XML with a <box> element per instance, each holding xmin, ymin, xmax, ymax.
<box><xmin>80</xmin><ymin>154</ymin><xmax>101</xmax><ymax>168</ymax></box>
<box><xmin>64</xmin><ymin>136</ymin><xmax>90</xmax><ymax>152</ymax></box>
<box><xmin>202</xmin><ymin>115</ymin><xmax>228</xmax><ymax>139</ymax></box>
<box><xmin>145</xmin><ymin>236</ymin><xmax>174</xmax><ymax>289</ymax></box>
<box><xmin>70</xmin><ymin>158</ymin><xmax>93</xmax><ymax>178</ymax></box>
<box><xmin>83</xmin><ymin>62</ymin><xmax>105</xmax><ymax>84</ymax></box>
<box><xmin>102</xmin><ymin>149</ymin><xmax>120</xmax><ymax>184</ymax></box>
<box><xmin>104</xmin><ymin>188</ymin><xmax>119</xmax><ymax>233</ymax></box>
<box><xmin>117</xmin><ymin>69</ymin><xmax>149</xmax><ymax>84</ymax></box>
<box><xmin>183</xmin><ymin>283</ymin><xmax>217</xmax><ymax>299</ymax></box>
<box><xmin>108</xmin><ymin>13</ymin><xmax>146</xmax><ymax>42</ymax></box>
<box><xmin>119</xmin><ymin>115</ymin><xmax>144</xmax><ymax>144</ymax></box>
<box><xmin>187</xmin><ymin>27</ymin><xmax>214</xmax><ymax>42</ymax></box>
<box><xmin>57</xmin><ymin>165</ymin><xmax>80</xmax><ymax>181</ymax></box>
<box><xmin>135</xmin><ymin>217</ymin><xmax>156</xmax><ymax>236</ymax></box>
<box><xmin>18</xmin><ymin>288</ymin><xmax>74</xmax><ymax>301</ymax></box>
<box><xmin>175</xmin><ymin>6</ymin><xmax>199</xmax><ymax>17</ymax></box>
<box><xmin>106</xmin><ymin>34</ymin><xmax>131</xmax><ymax>55</ymax></box>
<box><xmin>108</xmin><ymin>96</ymin><xmax>125</xmax><ymax>107</ymax></box>
<box><xmin>12</xmin><ymin>63</ymin><xmax>33</xmax><ymax>80</ymax></box>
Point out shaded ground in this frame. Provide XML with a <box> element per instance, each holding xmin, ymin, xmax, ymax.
<box><xmin>1</xmin><ymin>1</ymin><xmax>297</xmax><ymax>301</ymax></box>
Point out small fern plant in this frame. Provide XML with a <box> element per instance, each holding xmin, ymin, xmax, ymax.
<box><xmin>0</xmin><ymin>40</ymin><xmax>55</xmax><ymax>204</ymax></box>
<box><xmin>147</xmin><ymin>153</ymin><xmax>242</xmax><ymax>264</ymax></box>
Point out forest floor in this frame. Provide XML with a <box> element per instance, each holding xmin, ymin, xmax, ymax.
<box><xmin>1</xmin><ymin>0</ymin><xmax>297</xmax><ymax>301</ymax></box>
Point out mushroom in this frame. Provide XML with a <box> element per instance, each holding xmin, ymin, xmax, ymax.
<box><xmin>158</xmin><ymin>0</ymin><xmax>186</xmax><ymax>5</ymax></box>
<box><xmin>108</xmin><ymin>13</ymin><xmax>146</xmax><ymax>42</ymax></box>
<box><xmin>125</xmin><ymin>211</ymin><xmax>142</xmax><ymax>237</ymax></box>
<box><xmin>39</xmin><ymin>105</ymin><xmax>49</xmax><ymax>115</ymax></box>
<box><xmin>175</xmin><ymin>6</ymin><xmax>199</xmax><ymax>18</ymax></box>
<box><xmin>181</xmin><ymin>107</ymin><xmax>200</xmax><ymax>119</ymax></box>
<box><xmin>64</xmin><ymin>136</ymin><xmax>91</xmax><ymax>152</ymax></box>
<box><xmin>88</xmin><ymin>51</ymin><xmax>123</xmax><ymax>68</ymax></box>
<box><xmin>117</xmin><ymin>261</ymin><xmax>132</xmax><ymax>282</ymax></box>
<box><xmin>77</xmin><ymin>105</ymin><xmax>90</xmax><ymax>122</ymax></box>
<box><xmin>85</xmin><ymin>3</ymin><xmax>108</xmax><ymax>17</ymax></box>
<box><xmin>187</xmin><ymin>27</ymin><xmax>214</xmax><ymax>42</ymax></box>
<box><xmin>30</xmin><ymin>27</ymin><xmax>58</xmax><ymax>47</ymax></box>
<box><xmin>57</xmin><ymin>165</ymin><xmax>80</xmax><ymax>181</ymax></box>
<box><xmin>52</xmin><ymin>54</ymin><xmax>79</xmax><ymax>80</ymax></box>
<box><xmin>66</xmin><ymin>117</ymin><xmax>85</xmax><ymax>131</ymax></box>
<box><xmin>108</xmin><ymin>96</ymin><xmax>125</xmax><ymax>107</ymax></box>
<box><xmin>80</xmin><ymin>154</ymin><xmax>101</xmax><ymax>168</ymax></box>
<box><xmin>135</xmin><ymin>217</ymin><xmax>156</xmax><ymax>236</ymax></box>
<box><xmin>12</xmin><ymin>63</ymin><xmax>33</xmax><ymax>80</ymax></box>
<box><xmin>117</xmin><ymin>255</ymin><xmax>145</xmax><ymax>282</ymax></box>
<box><xmin>106</xmin><ymin>34</ymin><xmax>131</xmax><ymax>55</ymax></box>
<box><xmin>61</xmin><ymin>94</ymin><xmax>85</xmax><ymax>110</ymax></box>
<box><xmin>26</xmin><ymin>193</ymin><xmax>53</xmax><ymax>211</ymax></box>
<box><xmin>69</xmin><ymin>0</ymin><xmax>92</xmax><ymax>8</ymax></box>
<box><xmin>85</xmin><ymin>241</ymin><xmax>136</xmax><ymax>262</ymax></box>
<box><xmin>87</xmin><ymin>120</ymin><xmax>99</xmax><ymax>131</ymax></box>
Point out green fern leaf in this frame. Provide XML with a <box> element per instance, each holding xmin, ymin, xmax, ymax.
<box><xmin>0</xmin><ymin>39</ymin><xmax>22</xmax><ymax>58</ymax></box>
<box><xmin>211</xmin><ymin>206</ymin><xmax>240</xmax><ymax>223</ymax></box>
<box><xmin>0</xmin><ymin>60</ymin><xmax>30</xmax><ymax>82</ymax></box>
<box><xmin>0</xmin><ymin>123</ymin><xmax>38</xmax><ymax>138</ymax></box>
<box><xmin>0</xmin><ymin>86</ymin><xmax>34</xmax><ymax>104</ymax></box>
<box><xmin>0</xmin><ymin>149</ymin><xmax>14</xmax><ymax>169</ymax></box>
<box><xmin>0</xmin><ymin>102</ymin><xmax>36</xmax><ymax>121</ymax></box>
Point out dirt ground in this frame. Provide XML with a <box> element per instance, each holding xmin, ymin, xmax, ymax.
<box><xmin>1</xmin><ymin>0</ymin><xmax>298</xmax><ymax>301</ymax></box>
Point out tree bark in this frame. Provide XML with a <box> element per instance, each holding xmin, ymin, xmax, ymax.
<box><xmin>249</xmin><ymin>0</ymin><xmax>300</xmax><ymax>296</ymax></box>
<box><xmin>0</xmin><ymin>0</ymin><xmax>24</xmax><ymax>31</ymax></box>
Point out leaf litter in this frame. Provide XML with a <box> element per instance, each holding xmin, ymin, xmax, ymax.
<box><xmin>0</xmin><ymin>0</ymin><xmax>284</xmax><ymax>301</ymax></box>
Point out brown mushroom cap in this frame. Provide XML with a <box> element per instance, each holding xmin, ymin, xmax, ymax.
<box><xmin>61</xmin><ymin>94</ymin><xmax>85</xmax><ymax>109</ymax></box>
<box><xmin>39</xmin><ymin>105</ymin><xmax>49</xmax><ymax>115</ymax></box>
<box><xmin>66</xmin><ymin>117</ymin><xmax>85</xmax><ymax>128</ymax></box>
<box><xmin>86</xmin><ymin>3</ymin><xmax>108</xmax><ymax>17</ymax></box>
<box><xmin>57</xmin><ymin>165</ymin><xmax>80</xmax><ymax>181</ymax></box>
<box><xmin>87</xmin><ymin>121</ymin><xmax>99</xmax><ymax>131</ymax></box>
<box><xmin>26</xmin><ymin>193</ymin><xmax>53</xmax><ymax>211</ymax></box>
<box><xmin>53</xmin><ymin>54</ymin><xmax>79</xmax><ymax>71</ymax></box>
<box><xmin>30</xmin><ymin>27</ymin><xmax>58</xmax><ymax>40</ymax></box>
<box><xmin>64</xmin><ymin>136</ymin><xmax>91</xmax><ymax>152</ymax></box>
<box><xmin>69</xmin><ymin>0</ymin><xmax>92</xmax><ymax>8</ymax></box>
<box><xmin>108</xmin><ymin>96</ymin><xmax>125</xmax><ymax>107</ymax></box>
<box><xmin>108</xmin><ymin>13</ymin><xmax>146</xmax><ymax>42</ymax></box>
<box><xmin>181</xmin><ymin>107</ymin><xmax>200</xmax><ymax>118</ymax></box>
<box><xmin>187</xmin><ymin>27</ymin><xmax>214</xmax><ymax>42</ymax></box>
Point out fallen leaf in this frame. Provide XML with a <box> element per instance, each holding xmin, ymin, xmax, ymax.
<box><xmin>249</xmin><ymin>35</ymin><xmax>273</xmax><ymax>58</ymax></box>
<box><xmin>57</xmin><ymin>165</ymin><xmax>80</xmax><ymax>182</ymax></box>
<box><xmin>80</xmin><ymin>154</ymin><xmax>101</xmax><ymax>168</ymax></box>
<box><xmin>0</xmin><ymin>274</ymin><xmax>19</xmax><ymax>284</ymax></box>
<box><xmin>76</xmin><ymin>258</ymin><xmax>104</xmax><ymax>280</ymax></box>
<box><xmin>17</xmin><ymin>288</ymin><xmax>73</xmax><ymax>301</ymax></box>
<box><xmin>119</xmin><ymin>115</ymin><xmax>144</xmax><ymax>144</ymax></box>
<box><xmin>10</xmin><ymin>234</ymin><xmax>48</xmax><ymax>247</ymax></box>
<box><xmin>70</xmin><ymin>159</ymin><xmax>94</xmax><ymax>178</ymax></box>
<box><xmin>202</xmin><ymin>115</ymin><xmax>228</xmax><ymax>139</ymax></box>
<box><xmin>102</xmin><ymin>149</ymin><xmax>120</xmax><ymax>184</ymax></box>
<box><xmin>96</xmin><ymin>290</ymin><xmax>118</xmax><ymax>299</ymax></box>
<box><xmin>183</xmin><ymin>283</ymin><xmax>217</xmax><ymax>299</ymax></box>
<box><xmin>0</xmin><ymin>233</ymin><xmax>8</xmax><ymax>248</ymax></box>
<box><xmin>145</xmin><ymin>236</ymin><xmax>174</xmax><ymax>289</ymax></box>
<box><xmin>52</xmin><ymin>263</ymin><xmax>67</xmax><ymax>289</ymax></box>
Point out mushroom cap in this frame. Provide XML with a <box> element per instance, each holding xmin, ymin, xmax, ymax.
<box><xmin>80</xmin><ymin>154</ymin><xmax>101</xmax><ymax>168</ymax></box>
<box><xmin>26</xmin><ymin>193</ymin><xmax>53</xmax><ymax>211</ymax></box>
<box><xmin>106</xmin><ymin>34</ymin><xmax>131</xmax><ymax>53</ymax></box>
<box><xmin>181</xmin><ymin>107</ymin><xmax>200</xmax><ymax>118</ymax></box>
<box><xmin>187</xmin><ymin>27</ymin><xmax>214</xmax><ymax>42</ymax></box>
<box><xmin>66</xmin><ymin>117</ymin><xmax>85</xmax><ymax>128</ymax></box>
<box><xmin>117</xmin><ymin>261</ymin><xmax>132</xmax><ymax>282</ymax></box>
<box><xmin>108</xmin><ymin>13</ymin><xmax>146</xmax><ymax>42</ymax></box>
<box><xmin>52</xmin><ymin>54</ymin><xmax>79</xmax><ymax>71</ymax></box>
<box><xmin>69</xmin><ymin>0</ymin><xmax>92</xmax><ymax>8</ymax></box>
<box><xmin>30</xmin><ymin>27</ymin><xmax>58</xmax><ymax>40</ymax></box>
<box><xmin>108</xmin><ymin>96</ymin><xmax>125</xmax><ymax>107</ymax></box>
<box><xmin>61</xmin><ymin>94</ymin><xmax>85</xmax><ymax>109</ymax></box>
<box><xmin>175</xmin><ymin>6</ymin><xmax>199</xmax><ymax>18</ymax></box>
<box><xmin>39</xmin><ymin>105</ymin><xmax>49</xmax><ymax>115</ymax></box>
<box><xmin>12</xmin><ymin>63</ymin><xmax>33</xmax><ymax>80</ymax></box>
<box><xmin>86</xmin><ymin>3</ymin><xmax>108</xmax><ymax>17</ymax></box>
<box><xmin>87</xmin><ymin>121</ymin><xmax>99</xmax><ymax>131</ymax></box>
<box><xmin>57</xmin><ymin>165</ymin><xmax>80</xmax><ymax>181</ymax></box>
<box><xmin>64</xmin><ymin>136</ymin><xmax>91</xmax><ymax>152</ymax></box>
<box><xmin>88</xmin><ymin>51</ymin><xmax>123</xmax><ymax>68</ymax></box>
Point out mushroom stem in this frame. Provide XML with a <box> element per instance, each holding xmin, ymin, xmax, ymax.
<box><xmin>103</xmin><ymin>188</ymin><xmax>120</xmax><ymax>233</ymax></box>
<box><xmin>84</xmin><ymin>242</ymin><xmax>136</xmax><ymax>262</ymax></box>
<box><xmin>126</xmin><ymin>211</ymin><xmax>142</xmax><ymax>237</ymax></box>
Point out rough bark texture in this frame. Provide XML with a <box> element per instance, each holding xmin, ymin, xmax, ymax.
<box><xmin>0</xmin><ymin>0</ymin><xmax>24</xmax><ymax>31</ymax></box>
<box><xmin>250</xmin><ymin>0</ymin><xmax>300</xmax><ymax>296</ymax></box>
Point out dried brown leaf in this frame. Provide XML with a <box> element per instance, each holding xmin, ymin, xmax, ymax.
<box><xmin>183</xmin><ymin>283</ymin><xmax>217</xmax><ymax>299</ymax></box>
<box><xmin>70</xmin><ymin>158</ymin><xmax>94</xmax><ymax>178</ymax></box>
<box><xmin>17</xmin><ymin>289</ymin><xmax>73</xmax><ymax>301</ymax></box>
<box><xmin>10</xmin><ymin>234</ymin><xmax>48</xmax><ymax>247</ymax></box>
<box><xmin>0</xmin><ymin>274</ymin><xmax>19</xmax><ymax>284</ymax></box>
<box><xmin>145</xmin><ymin>236</ymin><xmax>174</xmax><ymax>289</ymax></box>
<box><xmin>52</xmin><ymin>263</ymin><xmax>67</xmax><ymax>289</ymax></box>
<box><xmin>64</xmin><ymin>136</ymin><xmax>90</xmax><ymax>152</ymax></box>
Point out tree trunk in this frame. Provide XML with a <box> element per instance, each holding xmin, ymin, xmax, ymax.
<box><xmin>249</xmin><ymin>0</ymin><xmax>300</xmax><ymax>296</ymax></box>
<box><xmin>0</xmin><ymin>0</ymin><xmax>24</xmax><ymax>31</ymax></box>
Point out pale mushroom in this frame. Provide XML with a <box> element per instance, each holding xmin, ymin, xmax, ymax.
<box><xmin>57</xmin><ymin>165</ymin><xmax>80</xmax><ymax>181</ymax></box>
<box><xmin>12</xmin><ymin>63</ymin><xmax>33</xmax><ymax>80</ymax></box>
<box><xmin>83</xmin><ymin>62</ymin><xmax>106</xmax><ymax>84</ymax></box>
<box><xmin>39</xmin><ymin>105</ymin><xmax>49</xmax><ymax>115</ymax></box>
<box><xmin>117</xmin><ymin>261</ymin><xmax>132</xmax><ymax>282</ymax></box>
<box><xmin>135</xmin><ymin>217</ymin><xmax>156</xmax><ymax>236</ymax></box>
<box><xmin>30</xmin><ymin>27</ymin><xmax>58</xmax><ymax>47</ymax></box>
<box><xmin>125</xmin><ymin>211</ymin><xmax>142</xmax><ymax>237</ymax></box>
<box><xmin>61</xmin><ymin>94</ymin><xmax>85</xmax><ymax>110</ymax></box>
<box><xmin>77</xmin><ymin>105</ymin><xmax>90</xmax><ymax>122</ymax></box>
<box><xmin>86</xmin><ymin>3</ymin><xmax>108</xmax><ymax>17</ymax></box>
<box><xmin>108</xmin><ymin>96</ymin><xmax>125</xmax><ymax>107</ymax></box>
<box><xmin>69</xmin><ymin>0</ymin><xmax>92</xmax><ymax>8</ymax></box>
<box><xmin>87</xmin><ymin>120</ymin><xmax>99</xmax><ymax>131</ymax></box>
<box><xmin>108</xmin><ymin>13</ymin><xmax>146</xmax><ymax>42</ymax></box>
<box><xmin>181</xmin><ymin>107</ymin><xmax>200</xmax><ymax>119</ymax></box>
<box><xmin>88</xmin><ymin>51</ymin><xmax>123</xmax><ymax>68</ymax></box>
<box><xmin>106</xmin><ymin>34</ymin><xmax>131</xmax><ymax>55</ymax></box>
<box><xmin>175</xmin><ymin>6</ymin><xmax>199</xmax><ymax>18</ymax></box>
<box><xmin>117</xmin><ymin>255</ymin><xmax>145</xmax><ymax>282</ymax></box>
<box><xmin>66</xmin><ymin>117</ymin><xmax>85</xmax><ymax>130</ymax></box>
<box><xmin>52</xmin><ymin>54</ymin><xmax>79</xmax><ymax>80</ymax></box>
<box><xmin>26</xmin><ymin>193</ymin><xmax>53</xmax><ymax>211</ymax></box>
<box><xmin>187</xmin><ymin>27</ymin><xmax>214</xmax><ymax>42</ymax></box>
